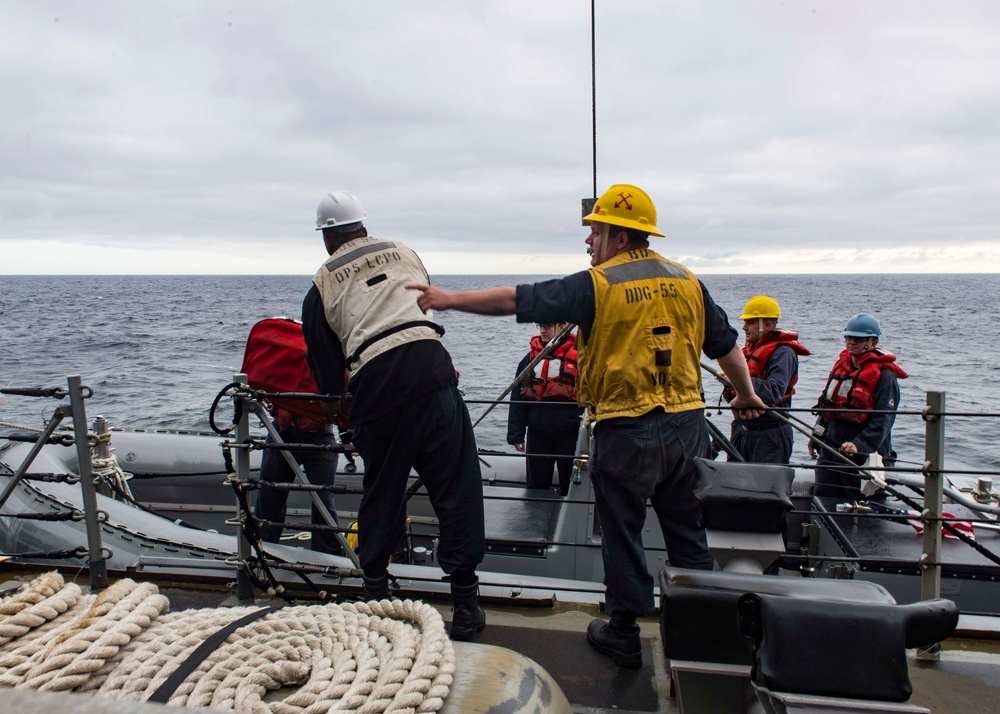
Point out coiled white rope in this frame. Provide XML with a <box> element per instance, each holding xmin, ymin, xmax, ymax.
<box><xmin>0</xmin><ymin>573</ymin><xmax>455</xmax><ymax>714</ymax></box>
<box><xmin>91</xmin><ymin>453</ymin><xmax>136</xmax><ymax>500</ymax></box>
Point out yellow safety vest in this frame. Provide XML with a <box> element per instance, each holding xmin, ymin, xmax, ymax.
<box><xmin>576</xmin><ymin>248</ymin><xmax>706</xmax><ymax>421</ymax></box>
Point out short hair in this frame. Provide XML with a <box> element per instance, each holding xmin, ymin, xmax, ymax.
<box><xmin>620</xmin><ymin>227</ymin><xmax>650</xmax><ymax>249</ymax></box>
<box><xmin>322</xmin><ymin>222</ymin><xmax>367</xmax><ymax>244</ymax></box>
<box><xmin>328</xmin><ymin>221</ymin><xmax>366</xmax><ymax>236</ymax></box>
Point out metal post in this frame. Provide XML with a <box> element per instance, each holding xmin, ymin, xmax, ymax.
<box><xmin>68</xmin><ymin>376</ymin><xmax>108</xmax><ymax>591</ymax></box>
<box><xmin>917</xmin><ymin>390</ymin><xmax>945</xmax><ymax>661</ymax></box>
<box><xmin>234</xmin><ymin>374</ymin><xmax>255</xmax><ymax>602</ymax></box>
<box><xmin>572</xmin><ymin>425</ymin><xmax>597</xmax><ymax>581</ymax></box>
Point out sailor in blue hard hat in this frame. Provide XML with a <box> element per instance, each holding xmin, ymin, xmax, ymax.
<box><xmin>810</xmin><ymin>313</ymin><xmax>909</xmax><ymax>500</ymax></box>
<box><xmin>843</xmin><ymin>313</ymin><xmax>881</xmax><ymax>338</ymax></box>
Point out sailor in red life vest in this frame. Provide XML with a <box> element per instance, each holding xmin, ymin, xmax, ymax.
<box><xmin>722</xmin><ymin>296</ymin><xmax>810</xmax><ymax>464</ymax></box>
<box><xmin>506</xmin><ymin>322</ymin><xmax>584</xmax><ymax>496</ymax></box>
<box><xmin>809</xmin><ymin>313</ymin><xmax>909</xmax><ymax>501</ymax></box>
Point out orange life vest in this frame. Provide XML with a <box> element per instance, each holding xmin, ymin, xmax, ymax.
<box><xmin>815</xmin><ymin>349</ymin><xmax>908</xmax><ymax>424</ymax></box>
<box><xmin>743</xmin><ymin>330</ymin><xmax>811</xmax><ymax>400</ymax></box>
<box><xmin>519</xmin><ymin>333</ymin><xmax>579</xmax><ymax>403</ymax></box>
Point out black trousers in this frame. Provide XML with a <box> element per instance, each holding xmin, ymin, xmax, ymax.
<box><xmin>254</xmin><ymin>423</ymin><xmax>341</xmax><ymax>555</ymax></box>
<box><xmin>351</xmin><ymin>386</ymin><xmax>485</xmax><ymax>583</ymax></box>
<box><xmin>590</xmin><ymin>408</ymin><xmax>714</xmax><ymax>625</ymax></box>
<box><xmin>728</xmin><ymin>422</ymin><xmax>794</xmax><ymax>464</ymax></box>
<box><xmin>814</xmin><ymin>451</ymin><xmax>869</xmax><ymax>501</ymax></box>
<box><xmin>525</xmin><ymin>428</ymin><xmax>579</xmax><ymax>495</ymax></box>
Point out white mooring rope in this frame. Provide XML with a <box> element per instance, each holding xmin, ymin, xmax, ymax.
<box><xmin>91</xmin><ymin>453</ymin><xmax>136</xmax><ymax>500</ymax></box>
<box><xmin>0</xmin><ymin>573</ymin><xmax>455</xmax><ymax>714</ymax></box>
<box><xmin>0</xmin><ymin>421</ymin><xmax>44</xmax><ymax>432</ymax></box>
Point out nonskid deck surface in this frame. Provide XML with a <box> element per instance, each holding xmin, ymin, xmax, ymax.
<box><xmin>909</xmin><ymin>649</ymin><xmax>1000</xmax><ymax>713</ymax></box>
<box><xmin>144</xmin><ymin>584</ymin><xmax>1000</xmax><ymax>714</ymax></box>
<box><xmin>2</xmin><ymin>570</ymin><xmax>999</xmax><ymax>714</ymax></box>
<box><xmin>472</xmin><ymin>607</ymin><xmax>664</xmax><ymax>713</ymax></box>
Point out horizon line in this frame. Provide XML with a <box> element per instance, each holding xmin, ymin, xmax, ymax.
<box><xmin>4</xmin><ymin>271</ymin><xmax>1000</xmax><ymax>278</ymax></box>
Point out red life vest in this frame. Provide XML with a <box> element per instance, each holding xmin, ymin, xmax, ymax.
<box><xmin>743</xmin><ymin>330</ymin><xmax>811</xmax><ymax>400</ymax></box>
<box><xmin>519</xmin><ymin>333</ymin><xmax>579</xmax><ymax>402</ymax></box>
<box><xmin>815</xmin><ymin>349</ymin><xmax>909</xmax><ymax>424</ymax></box>
<box><xmin>241</xmin><ymin>317</ymin><xmax>350</xmax><ymax>431</ymax></box>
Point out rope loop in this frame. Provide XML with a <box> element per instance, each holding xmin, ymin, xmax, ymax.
<box><xmin>92</xmin><ymin>454</ymin><xmax>135</xmax><ymax>501</ymax></box>
<box><xmin>0</xmin><ymin>573</ymin><xmax>455</xmax><ymax>714</ymax></box>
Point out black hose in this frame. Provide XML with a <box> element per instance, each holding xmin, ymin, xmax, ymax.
<box><xmin>208</xmin><ymin>382</ymin><xmax>244</xmax><ymax>436</ymax></box>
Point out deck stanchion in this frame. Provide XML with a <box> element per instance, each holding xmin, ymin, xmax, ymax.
<box><xmin>918</xmin><ymin>389</ymin><xmax>946</xmax><ymax>661</ymax></box>
<box><xmin>234</xmin><ymin>373</ymin><xmax>255</xmax><ymax>602</ymax></box>
<box><xmin>68</xmin><ymin>375</ymin><xmax>108</xmax><ymax>591</ymax></box>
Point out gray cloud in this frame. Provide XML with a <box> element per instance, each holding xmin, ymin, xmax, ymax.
<box><xmin>2</xmin><ymin>1</ymin><xmax>999</xmax><ymax>273</ymax></box>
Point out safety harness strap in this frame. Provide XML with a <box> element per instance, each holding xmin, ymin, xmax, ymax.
<box><xmin>147</xmin><ymin>606</ymin><xmax>281</xmax><ymax>703</ymax></box>
<box><xmin>346</xmin><ymin>320</ymin><xmax>445</xmax><ymax>367</ymax></box>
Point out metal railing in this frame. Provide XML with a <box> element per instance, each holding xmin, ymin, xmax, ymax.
<box><xmin>3</xmin><ymin>379</ymin><xmax>999</xmax><ymax>618</ymax></box>
<box><xmin>0</xmin><ymin>376</ymin><xmax>108</xmax><ymax>590</ymax></box>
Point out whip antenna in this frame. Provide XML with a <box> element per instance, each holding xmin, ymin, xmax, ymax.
<box><xmin>582</xmin><ymin>0</ymin><xmax>598</xmax><ymax>222</ymax></box>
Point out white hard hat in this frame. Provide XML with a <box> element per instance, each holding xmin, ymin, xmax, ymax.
<box><xmin>316</xmin><ymin>191</ymin><xmax>367</xmax><ymax>231</ymax></box>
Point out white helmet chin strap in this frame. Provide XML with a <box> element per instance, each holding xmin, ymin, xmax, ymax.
<box><xmin>598</xmin><ymin>223</ymin><xmax>614</xmax><ymax>264</ymax></box>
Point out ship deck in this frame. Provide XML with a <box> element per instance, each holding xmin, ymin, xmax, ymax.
<box><xmin>22</xmin><ymin>574</ymin><xmax>999</xmax><ymax>714</ymax></box>
<box><xmin>2</xmin><ymin>565</ymin><xmax>1000</xmax><ymax>714</ymax></box>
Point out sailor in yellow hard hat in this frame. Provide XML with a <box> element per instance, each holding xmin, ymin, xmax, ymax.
<box><xmin>407</xmin><ymin>183</ymin><xmax>765</xmax><ymax>668</ymax></box>
<box><xmin>720</xmin><ymin>295</ymin><xmax>810</xmax><ymax>464</ymax></box>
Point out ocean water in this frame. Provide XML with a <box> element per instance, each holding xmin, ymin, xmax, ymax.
<box><xmin>2</xmin><ymin>273</ymin><xmax>999</xmax><ymax>474</ymax></box>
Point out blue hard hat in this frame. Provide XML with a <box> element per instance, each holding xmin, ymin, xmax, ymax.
<box><xmin>843</xmin><ymin>313</ymin><xmax>881</xmax><ymax>338</ymax></box>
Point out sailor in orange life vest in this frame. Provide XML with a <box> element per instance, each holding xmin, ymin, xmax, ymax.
<box><xmin>809</xmin><ymin>313</ymin><xmax>908</xmax><ymax>501</ymax></box>
<box><xmin>406</xmin><ymin>183</ymin><xmax>765</xmax><ymax>669</ymax></box>
<box><xmin>507</xmin><ymin>322</ymin><xmax>584</xmax><ymax>496</ymax></box>
<box><xmin>719</xmin><ymin>296</ymin><xmax>809</xmax><ymax>464</ymax></box>
<box><xmin>301</xmin><ymin>191</ymin><xmax>486</xmax><ymax>642</ymax></box>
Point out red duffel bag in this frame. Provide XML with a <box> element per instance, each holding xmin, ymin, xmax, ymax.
<box><xmin>241</xmin><ymin>317</ymin><xmax>347</xmax><ymax>427</ymax></box>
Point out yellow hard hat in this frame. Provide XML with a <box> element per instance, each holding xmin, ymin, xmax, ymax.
<box><xmin>583</xmin><ymin>184</ymin><xmax>665</xmax><ymax>237</ymax></box>
<box><xmin>740</xmin><ymin>295</ymin><xmax>781</xmax><ymax>320</ymax></box>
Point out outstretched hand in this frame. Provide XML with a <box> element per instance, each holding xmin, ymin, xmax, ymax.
<box><xmin>406</xmin><ymin>283</ymin><xmax>452</xmax><ymax>313</ymax></box>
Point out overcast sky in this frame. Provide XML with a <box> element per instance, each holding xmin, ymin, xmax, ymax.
<box><xmin>3</xmin><ymin>1</ymin><xmax>999</xmax><ymax>275</ymax></box>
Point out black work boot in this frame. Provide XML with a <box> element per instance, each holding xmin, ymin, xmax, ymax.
<box><xmin>450</xmin><ymin>578</ymin><xmax>486</xmax><ymax>642</ymax></box>
<box><xmin>363</xmin><ymin>574</ymin><xmax>388</xmax><ymax>601</ymax></box>
<box><xmin>586</xmin><ymin>618</ymin><xmax>642</xmax><ymax>668</ymax></box>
